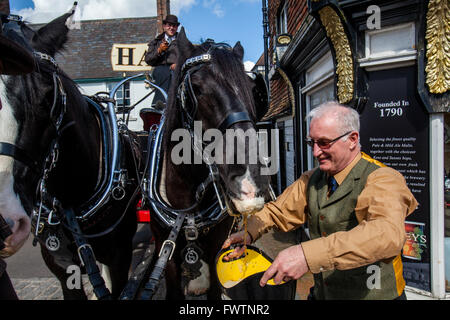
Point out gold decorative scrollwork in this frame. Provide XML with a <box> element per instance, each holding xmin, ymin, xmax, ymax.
<box><xmin>318</xmin><ymin>6</ymin><xmax>354</xmax><ymax>104</ymax></box>
<box><xmin>425</xmin><ymin>0</ymin><xmax>450</xmax><ymax>94</ymax></box>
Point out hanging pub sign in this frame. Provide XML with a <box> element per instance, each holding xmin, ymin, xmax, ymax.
<box><xmin>111</xmin><ymin>43</ymin><xmax>153</xmax><ymax>72</ymax></box>
<box><xmin>359</xmin><ymin>65</ymin><xmax>431</xmax><ymax>292</ymax></box>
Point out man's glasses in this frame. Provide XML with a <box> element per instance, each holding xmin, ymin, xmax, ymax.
<box><xmin>305</xmin><ymin>131</ymin><xmax>352</xmax><ymax>149</ymax></box>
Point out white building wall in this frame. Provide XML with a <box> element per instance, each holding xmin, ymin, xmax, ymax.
<box><xmin>127</xmin><ymin>80</ymin><xmax>156</xmax><ymax>132</ymax></box>
<box><xmin>78</xmin><ymin>82</ymin><xmax>106</xmax><ymax>96</ymax></box>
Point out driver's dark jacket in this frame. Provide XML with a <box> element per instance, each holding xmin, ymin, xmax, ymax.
<box><xmin>144</xmin><ymin>32</ymin><xmax>178</xmax><ymax>66</ymax></box>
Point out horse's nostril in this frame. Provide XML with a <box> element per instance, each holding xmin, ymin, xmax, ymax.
<box><xmin>240</xmin><ymin>190</ymin><xmax>255</xmax><ymax>200</ymax></box>
<box><xmin>4</xmin><ymin>217</ymin><xmax>15</xmax><ymax>229</ymax></box>
<box><xmin>240</xmin><ymin>177</ymin><xmax>257</xmax><ymax>199</ymax></box>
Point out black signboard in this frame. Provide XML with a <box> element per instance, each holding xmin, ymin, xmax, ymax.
<box><xmin>360</xmin><ymin>66</ymin><xmax>431</xmax><ymax>292</ymax></box>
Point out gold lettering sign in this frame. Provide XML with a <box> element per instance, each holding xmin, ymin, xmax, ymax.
<box><xmin>111</xmin><ymin>43</ymin><xmax>153</xmax><ymax>72</ymax></box>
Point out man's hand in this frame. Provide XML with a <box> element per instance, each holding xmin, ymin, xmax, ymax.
<box><xmin>221</xmin><ymin>231</ymin><xmax>253</xmax><ymax>261</ymax></box>
<box><xmin>158</xmin><ymin>40</ymin><xmax>169</xmax><ymax>54</ymax></box>
<box><xmin>170</xmin><ymin>63</ymin><xmax>176</xmax><ymax>70</ymax></box>
<box><xmin>259</xmin><ymin>244</ymin><xmax>309</xmax><ymax>287</ymax></box>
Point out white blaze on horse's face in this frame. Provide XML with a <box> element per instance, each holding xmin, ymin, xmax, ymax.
<box><xmin>231</xmin><ymin>168</ymin><xmax>265</xmax><ymax>215</ymax></box>
<box><xmin>0</xmin><ymin>80</ymin><xmax>31</xmax><ymax>257</ymax></box>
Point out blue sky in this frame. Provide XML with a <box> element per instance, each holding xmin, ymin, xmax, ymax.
<box><xmin>10</xmin><ymin>0</ymin><xmax>264</xmax><ymax>64</ymax></box>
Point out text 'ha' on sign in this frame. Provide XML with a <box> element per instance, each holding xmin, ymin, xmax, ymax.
<box><xmin>111</xmin><ymin>43</ymin><xmax>153</xmax><ymax>72</ymax></box>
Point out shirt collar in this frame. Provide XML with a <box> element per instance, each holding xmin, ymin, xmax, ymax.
<box><xmin>165</xmin><ymin>33</ymin><xmax>176</xmax><ymax>44</ymax></box>
<box><xmin>330</xmin><ymin>152</ymin><xmax>362</xmax><ymax>186</ymax></box>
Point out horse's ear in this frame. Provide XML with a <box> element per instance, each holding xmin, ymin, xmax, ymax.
<box><xmin>233</xmin><ymin>41</ymin><xmax>244</xmax><ymax>61</ymax></box>
<box><xmin>32</xmin><ymin>11</ymin><xmax>74</xmax><ymax>56</ymax></box>
<box><xmin>177</xmin><ymin>27</ymin><xmax>195</xmax><ymax>58</ymax></box>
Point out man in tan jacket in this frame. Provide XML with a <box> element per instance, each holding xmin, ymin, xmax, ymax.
<box><xmin>223</xmin><ymin>101</ymin><xmax>418</xmax><ymax>300</ymax></box>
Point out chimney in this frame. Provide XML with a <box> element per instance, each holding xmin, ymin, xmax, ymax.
<box><xmin>156</xmin><ymin>0</ymin><xmax>170</xmax><ymax>34</ymax></box>
<box><xmin>0</xmin><ymin>0</ymin><xmax>10</xmax><ymax>15</ymax></box>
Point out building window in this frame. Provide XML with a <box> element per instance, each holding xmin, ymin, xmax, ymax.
<box><xmin>276</xmin><ymin>118</ymin><xmax>296</xmax><ymax>193</ymax></box>
<box><xmin>360</xmin><ymin>22</ymin><xmax>416</xmax><ymax>71</ymax></box>
<box><xmin>301</xmin><ymin>52</ymin><xmax>335</xmax><ymax>170</ymax></box>
<box><xmin>277</xmin><ymin>1</ymin><xmax>288</xmax><ymax>35</ymax></box>
<box><xmin>107</xmin><ymin>82</ymin><xmax>131</xmax><ymax>111</ymax></box>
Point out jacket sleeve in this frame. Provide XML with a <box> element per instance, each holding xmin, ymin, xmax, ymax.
<box><xmin>246</xmin><ymin>170</ymin><xmax>314</xmax><ymax>241</ymax></box>
<box><xmin>145</xmin><ymin>38</ymin><xmax>163</xmax><ymax>66</ymax></box>
<box><xmin>301</xmin><ymin>167</ymin><xmax>418</xmax><ymax>274</ymax></box>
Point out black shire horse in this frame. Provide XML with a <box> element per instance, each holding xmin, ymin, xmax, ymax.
<box><xmin>0</xmin><ymin>12</ymin><xmax>142</xmax><ymax>299</ymax></box>
<box><xmin>147</xmin><ymin>28</ymin><xmax>271</xmax><ymax>299</ymax></box>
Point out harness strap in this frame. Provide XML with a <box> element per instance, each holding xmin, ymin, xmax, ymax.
<box><xmin>64</xmin><ymin>208</ymin><xmax>112</xmax><ymax>300</ymax></box>
<box><xmin>140</xmin><ymin>211</ymin><xmax>187</xmax><ymax>300</ymax></box>
<box><xmin>218</xmin><ymin>111</ymin><xmax>254</xmax><ymax>132</ymax></box>
<box><xmin>0</xmin><ymin>142</ymin><xmax>38</xmax><ymax>171</ymax></box>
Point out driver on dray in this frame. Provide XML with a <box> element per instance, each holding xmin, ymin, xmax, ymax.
<box><xmin>0</xmin><ymin>26</ymin><xmax>35</xmax><ymax>300</ymax></box>
<box><xmin>145</xmin><ymin>14</ymin><xmax>180</xmax><ymax>110</ymax></box>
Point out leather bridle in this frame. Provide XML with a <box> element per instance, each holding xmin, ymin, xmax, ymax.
<box><xmin>177</xmin><ymin>46</ymin><xmax>255</xmax><ymax>133</ymax></box>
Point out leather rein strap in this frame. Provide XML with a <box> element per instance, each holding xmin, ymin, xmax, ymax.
<box><xmin>0</xmin><ymin>142</ymin><xmax>38</xmax><ymax>172</ymax></box>
<box><xmin>140</xmin><ymin>211</ymin><xmax>187</xmax><ymax>300</ymax></box>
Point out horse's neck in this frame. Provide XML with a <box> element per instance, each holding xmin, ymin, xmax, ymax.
<box><xmin>50</xmin><ymin>109</ymin><xmax>101</xmax><ymax>203</ymax></box>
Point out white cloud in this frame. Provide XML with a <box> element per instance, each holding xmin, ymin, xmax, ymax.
<box><xmin>202</xmin><ymin>0</ymin><xmax>225</xmax><ymax>18</ymax></box>
<box><xmin>172</xmin><ymin>0</ymin><xmax>197</xmax><ymax>15</ymax></box>
<box><xmin>12</xmin><ymin>0</ymin><xmax>196</xmax><ymax>24</ymax></box>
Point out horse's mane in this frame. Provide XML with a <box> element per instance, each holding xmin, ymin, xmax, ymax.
<box><xmin>162</xmin><ymin>41</ymin><xmax>256</xmax><ymax>150</ymax></box>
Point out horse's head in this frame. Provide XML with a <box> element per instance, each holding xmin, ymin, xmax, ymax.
<box><xmin>0</xmin><ymin>11</ymin><xmax>78</xmax><ymax>256</ymax></box>
<box><xmin>166</xmin><ymin>28</ymin><xmax>271</xmax><ymax>216</ymax></box>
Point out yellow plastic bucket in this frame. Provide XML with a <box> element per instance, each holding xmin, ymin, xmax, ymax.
<box><xmin>215</xmin><ymin>245</ymin><xmax>296</xmax><ymax>300</ymax></box>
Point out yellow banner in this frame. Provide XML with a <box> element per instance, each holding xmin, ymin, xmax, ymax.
<box><xmin>111</xmin><ymin>43</ymin><xmax>153</xmax><ymax>72</ymax></box>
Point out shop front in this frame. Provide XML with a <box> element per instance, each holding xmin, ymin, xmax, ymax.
<box><xmin>266</xmin><ymin>0</ymin><xmax>449</xmax><ymax>299</ymax></box>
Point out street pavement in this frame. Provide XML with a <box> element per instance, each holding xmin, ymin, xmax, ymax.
<box><xmin>6</xmin><ymin>224</ymin><xmax>313</xmax><ymax>300</ymax></box>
